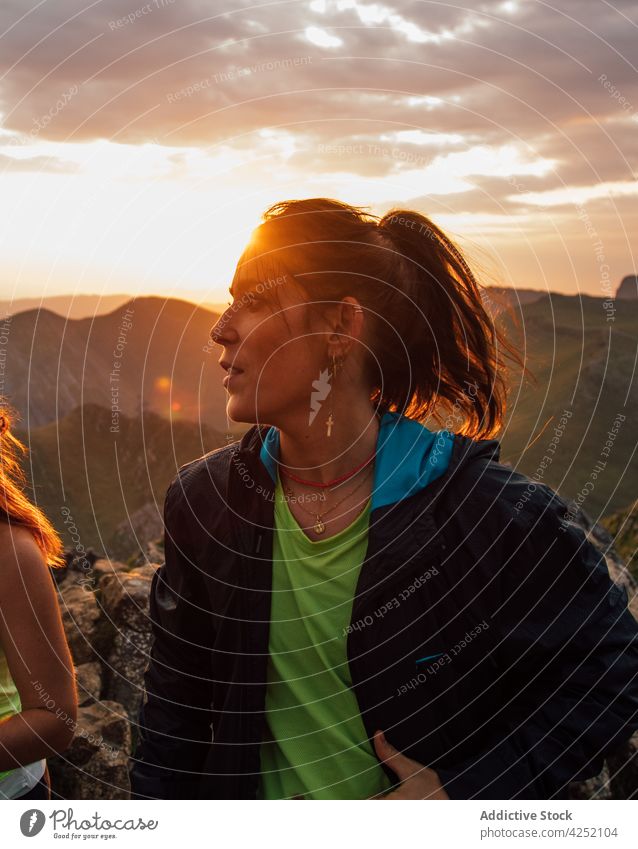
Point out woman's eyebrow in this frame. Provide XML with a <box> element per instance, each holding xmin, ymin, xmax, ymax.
<box><xmin>229</xmin><ymin>278</ymin><xmax>260</xmax><ymax>298</ymax></box>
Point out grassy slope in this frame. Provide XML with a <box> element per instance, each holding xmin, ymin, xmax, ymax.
<box><xmin>601</xmin><ymin>501</ymin><xmax>638</xmax><ymax>579</ymax></box>
<box><xmin>19</xmin><ymin>403</ymin><xmax>228</xmax><ymax>559</ymax></box>
<box><xmin>499</xmin><ymin>294</ymin><xmax>637</xmax><ymax>521</ymax></box>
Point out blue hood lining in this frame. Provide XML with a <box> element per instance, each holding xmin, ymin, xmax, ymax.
<box><xmin>259</xmin><ymin>411</ymin><xmax>454</xmax><ymax>511</ymax></box>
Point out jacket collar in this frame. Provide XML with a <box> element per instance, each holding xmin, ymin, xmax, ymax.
<box><xmin>236</xmin><ymin>412</ymin><xmax>501</xmax><ymax>506</ymax></box>
<box><xmin>231</xmin><ymin>415</ymin><xmax>501</xmax><ymax>586</ymax></box>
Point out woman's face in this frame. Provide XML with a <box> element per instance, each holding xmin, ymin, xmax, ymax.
<box><xmin>210</xmin><ymin>254</ymin><xmax>332</xmax><ymax>429</ymax></box>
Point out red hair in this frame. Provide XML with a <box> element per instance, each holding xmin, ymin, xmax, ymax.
<box><xmin>0</xmin><ymin>403</ymin><xmax>64</xmax><ymax>568</ymax></box>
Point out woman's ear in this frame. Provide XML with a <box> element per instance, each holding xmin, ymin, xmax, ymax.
<box><xmin>334</xmin><ymin>296</ymin><xmax>365</xmax><ymax>342</ymax></box>
<box><xmin>325</xmin><ymin>296</ymin><xmax>365</xmax><ymax>362</ymax></box>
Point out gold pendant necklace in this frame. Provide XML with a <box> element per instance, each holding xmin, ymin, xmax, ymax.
<box><xmin>284</xmin><ymin>465</ymin><xmax>373</xmax><ymax>535</ymax></box>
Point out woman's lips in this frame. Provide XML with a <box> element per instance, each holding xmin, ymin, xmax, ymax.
<box><xmin>223</xmin><ymin>369</ymin><xmax>244</xmax><ymax>388</ymax></box>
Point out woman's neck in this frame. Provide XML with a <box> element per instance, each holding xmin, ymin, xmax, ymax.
<box><xmin>277</xmin><ymin>403</ymin><xmax>381</xmax><ymax>486</ymax></box>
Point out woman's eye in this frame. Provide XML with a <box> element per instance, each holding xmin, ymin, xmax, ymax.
<box><xmin>225</xmin><ymin>292</ymin><xmax>263</xmax><ymax>312</ymax></box>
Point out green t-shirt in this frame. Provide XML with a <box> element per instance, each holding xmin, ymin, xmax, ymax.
<box><xmin>256</xmin><ymin>472</ymin><xmax>395</xmax><ymax>800</ymax></box>
<box><xmin>0</xmin><ymin>644</ymin><xmax>22</xmax><ymax>781</ymax></box>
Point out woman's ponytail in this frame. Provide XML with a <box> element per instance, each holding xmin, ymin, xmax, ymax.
<box><xmin>374</xmin><ymin>208</ymin><xmax>523</xmax><ymax>438</ymax></box>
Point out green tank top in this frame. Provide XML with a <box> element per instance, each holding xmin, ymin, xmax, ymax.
<box><xmin>0</xmin><ymin>644</ymin><xmax>22</xmax><ymax>781</ymax></box>
<box><xmin>256</xmin><ymin>472</ymin><xmax>395</xmax><ymax>800</ymax></box>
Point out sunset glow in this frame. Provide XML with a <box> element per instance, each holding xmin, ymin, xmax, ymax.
<box><xmin>0</xmin><ymin>1</ymin><xmax>635</xmax><ymax>304</ymax></box>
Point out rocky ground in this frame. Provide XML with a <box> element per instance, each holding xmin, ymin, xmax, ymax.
<box><xmin>48</xmin><ymin>557</ymin><xmax>158</xmax><ymax>799</ymax></box>
<box><xmin>47</xmin><ymin>504</ymin><xmax>638</xmax><ymax>800</ymax></box>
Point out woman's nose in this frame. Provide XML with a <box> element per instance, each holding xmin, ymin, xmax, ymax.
<box><xmin>210</xmin><ymin>307</ymin><xmax>238</xmax><ymax>346</ymax></box>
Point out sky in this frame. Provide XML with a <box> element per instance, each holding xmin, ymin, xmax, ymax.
<box><xmin>0</xmin><ymin>0</ymin><xmax>636</xmax><ymax>305</ymax></box>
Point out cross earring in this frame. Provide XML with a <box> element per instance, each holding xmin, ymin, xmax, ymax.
<box><xmin>326</xmin><ymin>411</ymin><xmax>334</xmax><ymax>437</ymax></box>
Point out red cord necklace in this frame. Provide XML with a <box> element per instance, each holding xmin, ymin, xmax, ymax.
<box><xmin>279</xmin><ymin>446</ymin><xmax>377</xmax><ymax>489</ymax></box>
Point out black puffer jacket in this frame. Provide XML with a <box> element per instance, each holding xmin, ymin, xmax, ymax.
<box><xmin>130</xmin><ymin>423</ymin><xmax>638</xmax><ymax>800</ymax></box>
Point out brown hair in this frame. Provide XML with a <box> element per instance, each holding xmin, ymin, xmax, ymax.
<box><xmin>0</xmin><ymin>403</ymin><xmax>65</xmax><ymax>568</ymax></box>
<box><xmin>242</xmin><ymin>197</ymin><xmax>525</xmax><ymax>439</ymax></box>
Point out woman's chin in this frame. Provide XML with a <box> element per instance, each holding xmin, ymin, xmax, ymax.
<box><xmin>226</xmin><ymin>395</ymin><xmax>280</xmax><ymax>428</ymax></box>
<box><xmin>225</xmin><ymin>397</ymin><xmax>259</xmax><ymax>425</ymax></box>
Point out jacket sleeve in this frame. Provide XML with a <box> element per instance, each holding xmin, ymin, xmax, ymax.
<box><xmin>435</xmin><ymin>483</ymin><xmax>638</xmax><ymax>800</ymax></box>
<box><xmin>129</xmin><ymin>474</ymin><xmax>216</xmax><ymax>800</ymax></box>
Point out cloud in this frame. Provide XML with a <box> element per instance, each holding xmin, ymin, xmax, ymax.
<box><xmin>0</xmin><ymin>0</ymin><xmax>633</xmax><ymax>151</ymax></box>
<box><xmin>0</xmin><ymin>152</ymin><xmax>78</xmax><ymax>172</ymax></box>
<box><xmin>0</xmin><ymin>0</ymin><xmax>635</xmax><ymax>290</ymax></box>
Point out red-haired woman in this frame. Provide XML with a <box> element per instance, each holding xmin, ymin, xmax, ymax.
<box><xmin>131</xmin><ymin>198</ymin><xmax>638</xmax><ymax>800</ymax></box>
<box><xmin>0</xmin><ymin>408</ymin><xmax>77</xmax><ymax>799</ymax></box>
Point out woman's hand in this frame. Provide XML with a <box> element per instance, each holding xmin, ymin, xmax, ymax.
<box><xmin>369</xmin><ymin>729</ymin><xmax>450</xmax><ymax>799</ymax></box>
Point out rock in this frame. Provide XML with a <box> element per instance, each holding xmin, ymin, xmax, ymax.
<box><xmin>98</xmin><ymin>566</ymin><xmax>159</xmax><ymax>723</ymax></box>
<box><xmin>126</xmin><ymin>534</ymin><xmax>164</xmax><ymax>570</ymax></box>
<box><xmin>616</xmin><ymin>275</ymin><xmax>638</xmax><ymax>300</ymax></box>
<box><xmin>568</xmin><ymin>762</ymin><xmax>612</xmax><ymax>799</ymax></box>
<box><xmin>606</xmin><ymin>730</ymin><xmax>638</xmax><ymax>799</ymax></box>
<box><xmin>104</xmin><ymin>628</ymin><xmax>154</xmax><ymax>728</ymax></box>
<box><xmin>55</xmin><ymin>548</ymin><xmax>106</xmax><ymax>590</ymax></box>
<box><xmin>111</xmin><ymin>502</ymin><xmax>164</xmax><ymax>561</ymax></box>
<box><xmin>568</xmin><ymin>505</ymin><xmax>638</xmax><ymax>624</ymax></box>
<box><xmin>98</xmin><ymin>566</ymin><xmax>157</xmax><ymax>632</ymax></box>
<box><xmin>91</xmin><ymin>558</ymin><xmax>132</xmax><ymax>585</ymax></box>
<box><xmin>146</xmin><ymin>539</ymin><xmax>164</xmax><ymax>565</ymax></box>
<box><xmin>59</xmin><ymin>583</ymin><xmax>112</xmax><ymax>665</ymax></box>
<box><xmin>67</xmin><ymin>548</ymin><xmax>102</xmax><ymax>578</ymax></box>
<box><xmin>74</xmin><ymin>662</ymin><xmax>102</xmax><ymax>706</ymax></box>
<box><xmin>47</xmin><ymin>700</ymin><xmax>131</xmax><ymax>799</ymax></box>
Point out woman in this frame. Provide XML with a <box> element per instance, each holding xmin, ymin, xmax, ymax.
<box><xmin>0</xmin><ymin>407</ymin><xmax>77</xmax><ymax>799</ymax></box>
<box><xmin>131</xmin><ymin>198</ymin><xmax>638</xmax><ymax>800</ymax></box>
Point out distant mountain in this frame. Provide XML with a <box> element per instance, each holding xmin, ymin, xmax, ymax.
<box><xmin>19</xmin><ymin>403</ymin><xmax>229</xmax><ymax>559</ymax></box>
<box><xmin>617</xmin><ymin>275</ymin><xmax>637</xmax><ymax>300</ymax></box>
<box><xmin>10</xmin><ymin>290</ymin><xmax>638</xmax><ymax>558</ymax></box>
<box><xmin>0</xmin><ymin>292</ymin><xmax>229</xmax><ymax>320</ymax></box>
<box><xmin>0</xmin><ymin>293</ymin><xmax>134</xmax><ymax>320</ymax></box>
<box><xmin>482</xmin><ymin>286</ymin><xmax>549</xmax><ymax>314</ymax></box>
<box><xmin>0</xmin><ymin>295</ymin><xmax>240</xmax><ymax>433</ymax></box>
